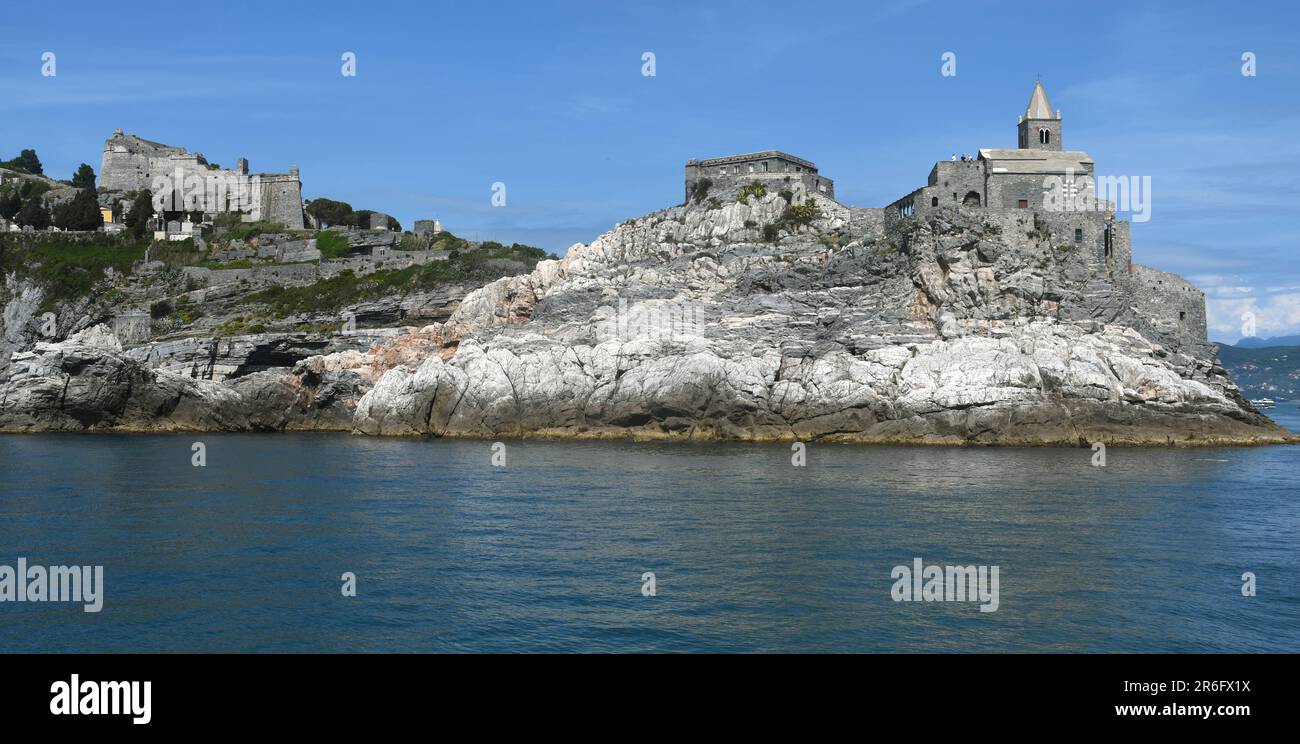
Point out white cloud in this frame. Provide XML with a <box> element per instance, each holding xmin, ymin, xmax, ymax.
<box><xmin>1207</xmin><ymin>291</ymin><xmax>1300</xmax><ymax>341</ymax></box>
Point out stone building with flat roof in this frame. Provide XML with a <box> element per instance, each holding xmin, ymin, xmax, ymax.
<box><xmin>684</xmin><ymin>150</ymin><xmax>834</xmax><ymax>203</ymax></box>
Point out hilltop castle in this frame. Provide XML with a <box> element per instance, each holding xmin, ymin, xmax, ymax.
<box><xmin>100</xmin><ymin>130</ymin><xmax>305</xmax><ymax>229</ymax></box>
<box><xmin>685</xmin><ymin>80</ymin><xmax>1208</xmax><ymax>358</ymax></box>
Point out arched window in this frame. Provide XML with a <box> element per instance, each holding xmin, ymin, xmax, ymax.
<box><xmin>962</xmin><ymin>191</ymin><xmax>981</xmax><ymax>207</ymax></box>
<box><xmin>1039</xmin><ymin>128</ymin><xmax>1050</xmax><ymax>144</ymax></box>
<box><xmin>931</xmin><ymin>196</ymin><xmax>938</xmax><ymax>207</ymax></box>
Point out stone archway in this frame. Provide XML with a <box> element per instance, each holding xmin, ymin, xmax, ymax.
<box><xmin>962</xmin><ymin>191</ymin><xmax>981</xmax><ymax>207</ymax></box>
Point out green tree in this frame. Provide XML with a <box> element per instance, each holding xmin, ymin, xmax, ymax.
<box><xmin>71</xmin><ymin>163</ymin><xmax>96</xmax><ymax>189</ymax></box>
<box><xmin>18</xmin><ymin>180</ymin><xmax>51</xmax><ymax>201</ymax></box>
<box><xmin>305</xmin><ymin>198</ymin><xmax>354</xmax><ymax>228</ymax></box>
<box><xmin>53</xmin><ymin>187</ymin><xmax>103</xmax><ymax>231</ymax></box>
<box><xmin>15</xmin><ymin>195</ymin><xmax>51</xmax><ymax>229</ymax></box>
<box><xmin>0</xmin><ymin>189</ymin><xmax>20</xmax><ymax>220</ymax></box>
<box><xmin>124</xmin><ymin>190</ymin><xmax>154</xmax><ymax>239</ymax></box>
<box><xmin>2</xmin><ymin>149</ymin><xmax>43</xmax><ymax>175</ymax></box>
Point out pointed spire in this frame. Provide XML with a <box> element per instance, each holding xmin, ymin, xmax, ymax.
<box><xmin>1025</xmin><ymin>80</ymin><xmax>1055</xmax><ymax>120</ymax></box>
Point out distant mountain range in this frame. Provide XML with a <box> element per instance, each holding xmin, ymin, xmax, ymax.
<box><xmin>1217</xmin><ymin>343</ymin><xmax>1300</xmax><ymax>399</ymax></box>
<box><xmin>1236</xmin><ymin>334</ymin><xmax>1300</xmax><ymax>348</ymax></box>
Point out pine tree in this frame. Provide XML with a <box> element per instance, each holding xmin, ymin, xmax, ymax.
<box><xmin>1</xmin><ymin>149</ymin><xmax>43</xmax><ymax>175</ymax></box>
<box><xmin>124</xmin><ymin>190</ymin><xmax>154</xmax><ymax>239</ymax></box>
<box><xmin>0</xmin><ymin>190</ymin><xmax>20</xmax><ymax>220</ymax></box>
<box><xmin>53</xmin><ymin>188</ymin><xmax>102</xmax><ymax>231</ymax></box>
<box><xmin>16</xmin><ymin>195</ymin><xmax>51</xmax><ymax>229</ymax></box>
<box><xmin>71</xmin><ymin>163</ymin><xmax>96</xmax><ymax>189</ymax></box>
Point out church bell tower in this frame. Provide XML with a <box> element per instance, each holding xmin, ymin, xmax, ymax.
<box><xmin>1018</xmin><ymin>80</ymin><xmax>1062</xmax><ymax>151</ymax></box>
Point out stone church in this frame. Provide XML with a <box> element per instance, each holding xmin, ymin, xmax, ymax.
<box><xmin>684</xmin><ymin>80</ymin><xmax>1209</xmax><ymax>360</ymax></box>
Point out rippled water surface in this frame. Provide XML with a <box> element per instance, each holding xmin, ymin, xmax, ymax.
<box><xmin>2</xmin><ymin>406</ymin><xmax>1298</xmax><ymax>652</ymax></box>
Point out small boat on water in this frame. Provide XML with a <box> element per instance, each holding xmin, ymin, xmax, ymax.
<box><xmin>1250</xmin><ymin>398</ymin><xmax>1276</xmax><ymax>409</ymax></box>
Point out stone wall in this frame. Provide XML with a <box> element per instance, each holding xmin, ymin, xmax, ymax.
<box><xmin>255</xmin><ymin>173</ymin><xmax>305</xmax><ymax>229</ymax></box>
<box><xmin>688</xmin><ymin>171</ymin><xmax>834</xmax><ymax>207</ymax></box>
<box><xmin>208</xmin><ymin>233</ymin><xmax>320</xmax><ymax>264</ymax></box>
<box><xmin>846</xmin><ymin>207</ymin><xmax>888</xmax><ymax>239</ymax></box>
<box><xmin>100</xmin><ymin>132</ymin><xmax>187</xmax><ymax>192</ymax></box>
<box><xmin>1128</xmin><ymin>264</ymin><xmax>1211</xmax><ymax>357</ymax></box>
<box><xmin>927</xmin><ymin>160</ymin><xmax>986</xmax><ymax>207</ymax></box>
<box><xmin>685</xmin><ymin>151</ymin><xmax>834</xmax><ymax>204</ymax></box>
<box><xmin>100</xmin><ymin>131</ymin><xmax>303</xmax><ymax>229</ymax></box>
<box><xmin>182</xmin><ymin>249</ymin><xmax>449</xmax><ymax>292</ymax></box>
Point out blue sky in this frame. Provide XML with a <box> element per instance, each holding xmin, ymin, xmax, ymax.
<box><xmin>1</xmin><ymin>0</ymin><xmax>1297</xmax><ymax>342</ymax></box>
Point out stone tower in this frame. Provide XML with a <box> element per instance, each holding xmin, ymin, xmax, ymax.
<box><xmin>1017</xmin><ymin>80</ymin><xmax>1061</xmax><ymax>151</ymax></box>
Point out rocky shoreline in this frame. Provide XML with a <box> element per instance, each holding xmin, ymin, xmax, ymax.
<box><xmin>2</xmin><ymin>193</ymin><xmax>1295</xmax><ymax>446</ymax></box>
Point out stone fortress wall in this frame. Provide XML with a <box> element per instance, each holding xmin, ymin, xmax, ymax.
<box><xmin>100</xmin><ymin>130</ymin><xmax>304</xmax><ymax>229</ymax></box>
<box><xmin>179</xmin><ymin>230</ymin><xmax>450</xmax><ymax>295</ymax></box>
<box><xmin>1128</xmin><ymin>265</ymin><xmax>1210</xmax><ymax>357</ymax></box>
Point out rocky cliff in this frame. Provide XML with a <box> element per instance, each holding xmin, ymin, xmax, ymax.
<box><xmin>1</xmin><ymin>193</ymin><xmax>1292</xmax><ymax>444</ymax></box>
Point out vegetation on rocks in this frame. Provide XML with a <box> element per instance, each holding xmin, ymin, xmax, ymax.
<box><xmin>305</xmin><ymin>198</ymin><xmax>401</xmax><ymax>231</ymax></box>
<box><xmin>688</xmin><ymin>178</ymin><xmax>712</xmax><ymax>204</ymax></box>
<box><xmin>0</xmin><ymin>148</ymin><xmax>43</xmax><ymax>175</ymax></box>
<box><xmin>247</xmin><ymin>241</ymin><xmax>554</xmax><ymax>317</ymax></box>
<box><xmin>0</xmin><ymin>234</ymin><xmax>149</xmax><ymax>311</ymax></box>
<box><xmin>737</xmin><ymin>180</ymin><xmax>766</xmax><ymax>204</ymax></box>
<box><xmin>314</xmin><ymin>230</ymin><xmax>351</xmax><ymax>259</ymax></box>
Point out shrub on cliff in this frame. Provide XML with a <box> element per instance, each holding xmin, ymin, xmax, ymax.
<box><xmin>149</xmin><ymin>299</ymin><xmax>174</xmax><ymax>319</ymax></box>
<box><xmin>247</xmin><ymin>241</ymin><xmax>554</xmax><ymax>318</ymax></box>
<box><xmin>738</xmin><ymin>181</ymin><xmax>766</xmax><ymax>204</ymax></box>
<box><xmin>783</xmin><ymin>200</ymin><xmax>820</xmax><ymax>226</ymax></box>
<box><xmin>431</xmin><ymin>231</ymin><xmax>471</xmax><ymax>253</ymax></box>
<box><xmin>759</xmin><ymin>200</ymin><xmax>821</xmax><ymax>242</ymax></box>
<box><xmin>689</xmin><ymin>178</ymin><xmax>713</xmax><ymax>204</ymax></box>
<box><xmin>220</xmin><ymin>220</ymin><xmax>286</xmax><ymax>241</ymax></box>
<box><xmin>0</xmin><ymin>234</ymin><xmax>149</xmax><ymax>313</ymax></box>
<box><xmin>315</xmin><ymin>230</ymin><xmax>351</xmax><ymax>259</ymax></box>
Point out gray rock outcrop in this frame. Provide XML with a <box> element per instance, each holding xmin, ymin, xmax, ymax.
<box><xmin>0</xmin><ymin>193</ymin><xmax>1292</xmax><ymax>445</ymax></box>
<box><xmin>348</xmin><ymin>194</ymin><xmax>1288</xmax><ymax>444</ymax></box>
